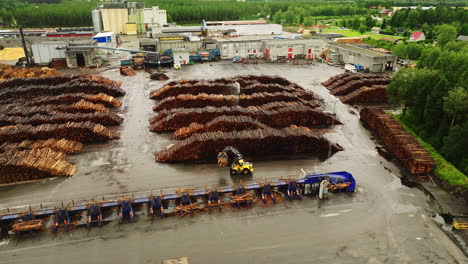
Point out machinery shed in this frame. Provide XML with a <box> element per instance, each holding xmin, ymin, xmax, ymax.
<box><xmin>329</xmin><ymin>43</ymin><xmax>397</xmax><ymax>72</ymax></box>
<box><xmin>263</xmin><ymin>39</ymin><xmax>328</xmax><ymax>60</ymax></box>
<box><xmin>65</xmin><ymin>40</ymin><xmax>101</xmax><ymax>68</ymax></box>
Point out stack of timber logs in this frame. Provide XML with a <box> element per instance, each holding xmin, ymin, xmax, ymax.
<box><xmin>0</xmin><ymin>64</ymin><xmax>61</xmax><ymax>80</ymax></box>
<box><xmin>322</xmin><ymin>73</ymin><xmax>391</xmax><ymax>105</ymax></box>
<box><xmin>150</xmin><ymin>75</ymin><xmax>342</xmax><ymax>163</ymax></box>
<box><xmin>172</xmin><ymin>115</ymin><xmax>269</xmax><ymax>139</ymax></box>
<box><xmin>0</xmin><ymin>74</ymin><xmax>125</xmax><ymax>184</ymax></box>
<box><xmin>360</xmin><ymin>108</ymin><xmax>434</xmax><ymax>176</ymax></box>
<box><xmin>119</xmin><ymin>66</ymin><xmax>136</xmax><ymax>76</ymax></box>
<box><xmin>157</xmin><ymin>127</ymin><xmax>342</xmax><ymax>162</ymax></box>
<box><xmin>0</xmin><ymin>139</ymin><xmax>83</xmax><ymax>154</ymax></box>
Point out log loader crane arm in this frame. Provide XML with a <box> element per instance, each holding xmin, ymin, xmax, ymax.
<box><xmin>217</xmin><ymin>146</ymin><xmax>254</xmax><ymax>175</ymax></box>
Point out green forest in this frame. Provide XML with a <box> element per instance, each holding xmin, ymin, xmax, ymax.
<box><xmin>388</xmin><ymin>29</ymin><xmax>467</xmax><ymax>180</ymax></box>
<box><xmin>0</xmin><ymin>0</ymin><xmax>467</xmax><ymax>28</ymax></box>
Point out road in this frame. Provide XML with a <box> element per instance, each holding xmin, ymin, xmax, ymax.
<box><xmin>0</xmin><ymin>53</ymin><xmax>466</xmax><ymax>263</ymax></box>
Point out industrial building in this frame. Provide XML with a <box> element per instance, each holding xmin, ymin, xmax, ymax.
<box><xmin>143</xmin><ymin>6</ymin><xmax>168</xmax><ymax>29</ymax></box>
<box><xmin>92</xmin><ymin>2</ymin><xmax>167</xmax><ymax>34</ymax></box>
<box><xmin>328</xmin><ymin>43</ymin><xmax>397</xmax><ymax>72</ymax></box>
<box><xmin>263</xmin><ymin>39</ymin><xmax>328</xmax><ymax>60</ymax></box>
<box><xmin>100</xmin><ymin>3</ymin><xmax>129</xmax><ymax>34</ymax></box>
<box><xmin>31</xmin><ymin>42</ymin><xmax>68</xmax><ymax>64</ymax></box>
<box><xmin>218</xmin><ymin>39</ymin><xmax>266</xmax><ymax>59</ymax></box>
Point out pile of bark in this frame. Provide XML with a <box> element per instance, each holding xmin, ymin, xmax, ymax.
<box><xmin>340</xmin><ymin>85</ymin><xmax>388</xmax><ymax>104</ymax></box>
<box><xmin>0</xmin><ymin>148</ymin><xmax>76</xmax><ymax>184</ymax></box>
<box><xmin>360</xmin><ymin>108</ymin><xmax>434</xmax><ymax>175</ymax></box>
<box><xmin>156</xmin><ymin>126</ymin><xmax>343</xmax><ymax>162</ymax></box>
<box><xmin>0</xmin><ymin>64</ymin><xmax>61</xmax><ymax>80</ymax></box>
<box><xmin>321</xmin><ymin>73</ymin><xmax>391</xmax><ymax>105</ymax></box>
<box><xmin>0</xmin><ymin>139</ymin><xmax>83</xmax><ymax>154</ymax></box>
<box><xmin>120</xmin><ymin>66</ymin><xmax>136</xmax><ymax>76</ymax></box>
<box><xmin>172</xmin><ymin>115</ymin><xmax>269</xmax><ymax>139</ymax></box>
<box><xmin>0</xmin><ymin>121</ymin><xmax>119</xmax><ymax>142</ymax></box>
<box><xmin>150</xmin><ymin>72</ymin><xmax>169</xmax><ymax>80</ymax></box>
<box><xmin>150</xmin><ymin>104</ymin><xmax>338</xmax><ymax>132</ymax></box>
<box><xmin>153</xmin><ymin>91</ymin><xmax>310</xmax><ymax>111</ymax></box>
<box><xmin>0</xmin><ymin>111</ymin><xmax>123</xmax><ymax>126</ymax></box>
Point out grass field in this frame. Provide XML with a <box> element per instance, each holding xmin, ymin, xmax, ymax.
<box><xmin>321</xmin><ymin>28</ymin><xmax>403</xmax><ymax>40</ymax></box>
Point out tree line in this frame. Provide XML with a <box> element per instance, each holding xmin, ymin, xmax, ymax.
<box><xmin>388</xmin><ymin>26</ymin><xmax>467</xmax><ymax>175</ymax></box>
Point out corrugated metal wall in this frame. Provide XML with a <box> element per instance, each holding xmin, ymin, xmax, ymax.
<box><xmin>158</xmin><ymin>41</ymin><xmax>202</xmax><ymax>53</ymax></box>
<box><xmin>220</xmin><ymin>41</ymin><xmax>263</xmax><ymax>59</ymax></box>
<box><xmin>101</xmin><ymin>8</ymin><xmax>128</xmax><ymax>34</ymax></box>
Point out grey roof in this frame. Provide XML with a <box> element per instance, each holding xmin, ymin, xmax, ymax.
<box><xmin>330</xmin><ymin>43</ymin><xmax>393</xmax><ymax>57</ymax></box>
<box><xmin>456</xmin><ymin>35</ymin><xmax>468</xmax><ymax>41</ymax></box>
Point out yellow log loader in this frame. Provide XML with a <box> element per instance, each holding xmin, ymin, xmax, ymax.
<box><xmin>217</xmin><ymin>146</ymin><xmax>253</xmax><ymax>176</ymax></box>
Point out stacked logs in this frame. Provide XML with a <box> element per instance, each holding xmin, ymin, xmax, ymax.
<box><xmin>156</xmin><ymin>126</ymin><xmax>343</xmax><ymax>162</ymax></box>
<box><xmin>150</xmin><ymin>82</ymin><xmax>239</xmax><ymax>100</ymax></box>
<box><xmin>0</xmin><ymin>111</ymin><xmax>123</xmax><ymax>126</ymax></box>
<box><xmin>0</xmin><ymin>139</ymin><xmax>83</xmax><ymax>154</ymax></box>
<box><xmin>360</xmin><ymin>108</ymin><xmax>434</xmax><ymax>176</ymax></box>
<box><xmin>150</xmin><ymin>72</ymin><xmax>169</xmax><ymax>80</ymax></box>
<box><xmin>0</xmin><ymin>74</ymin><xmax>124</xmax><ymax>184</ymax></box>
<box><xmin>172</xmin><ymin>115</ymin><xmax>269</xmax><ymax>139</ymax></box>
<box><xmin>0</xmin><ymin>122</ymin><xmax>120</xmax><ymax>142</ymax></box>
<box><xmin>0</xmin><ymin>148</ymin><xmax>77</xmax><ymax>184</ymax></box>
<box><xmin>152</xmin><ymin>91</ymin><xmax>309</xmax><ymax>111</ymax></box>
<box><xmin>0</xmin><ymin>93</ymin><xmax>122</xmax><ymax>108</ymax></box>
<box><xmin>150</xmin><ymin>75</ymin><xmax>342</xmax><ymax>163</ymax></box>
<box><xmin>322</xmin><ymin>73</ymin><xmax>390</xmax><ymax>105</ymax></box>
<box><xmin>341</xmin><ymin>85</ymin><xmax>387</xmax><ymax>104</ymax></box>
<box><xmin>150</xmin><ymin>104</ymin><xmax>338</xmax><ymax>132</ymax></box>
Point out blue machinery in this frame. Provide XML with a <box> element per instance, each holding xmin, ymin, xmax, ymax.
<box><xmin>0</xmin><ymin>171</ymin><xmax>355</xmax><ymax>235</ymax></box>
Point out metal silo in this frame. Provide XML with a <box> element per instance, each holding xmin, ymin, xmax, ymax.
<box><xmin>92</xmin><ymin>9</ymin><xmax>103</xmax><ymax>33</ymax></box>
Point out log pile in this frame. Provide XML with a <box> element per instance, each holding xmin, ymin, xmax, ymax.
<box><xmin>156</xmin><ymin>126</ymin><xmax>343</xmax><ymax>162</ymax></box>
<box><xmin>360</xmin><ymin>108</ymin><xmax>434</xmax><ymax>176</ymax></box>
<box><xmin>120</xmin><ymin>66</ymin><xmax>136</xmax><ymax>76</ymax></box>
<box><xmin>322</xmin><ymin>73</ymin><xmax>391</xmax><ymax>105</ymax></box>
<box><xmin>0</xmin><ymin>93</ymin><xmax>122</xmax><ymax>108</ymax></box>
<box><xmin>0</xmin><ymin>122</ymin><xmax>120</xmax><ymax>142</ymax></box>
<box><xmin>150</xmin><ymin>82</ymin><xmax>239</xmax><ymax>100</ymax></box>
<box><xmin>0</xmin><ymin>79</ymin><xmax>125</xmax><ymax>99</ymax></box>
<box><xmin>0</xmin><ymin>74</ymin><xmax>125</xmax><ymax>184</ymax></box>
<box><xmin>0</xmin><ymin>139</ymin><xmax>83</xmax><ymax>154</ymax></box>
<box><xmin>172</xmin><ymin>115</ymin><xmax>269</xmax><ymax>139</ymax></box>
<box><xmin>151</xmin><ymin>75</ymin><xmax>341</xmax><ymax>163</ymax></box>
<box><xmin>0</xmin><ymin>64</ymin><xmax>61</xmax><ymax>80</ymax></box>
<box><xmin>340</xmin><ymin>85</ymin><xmax>388</xmax><ymax>104</ymax></box>
<box><xmin>150</xmin><ymin>104</ymin><xmax>338</xmax><ymax>132</ymax></box>
<box><xmin>0</xmin><ymin>100</ymin><xmax>109</xmax><ymax>116</ymax></box>
<box><xmin>0</xmin><ymin>148</ymin><xmax>76</xmax><ymax>184</ymax></box>
<box><xmin>0</xmin><ymin>111</ymin><xmax>123</xmax><ymax>126</ymax></box>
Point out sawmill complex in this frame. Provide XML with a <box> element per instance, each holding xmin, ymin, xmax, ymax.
<box><xmin>0</xmin><ymin>1</ymin><xmax>466</xmax><ymax>263</ymax></box>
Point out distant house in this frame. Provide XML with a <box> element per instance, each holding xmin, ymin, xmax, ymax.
<box><xmin>379</xmin><ymin>9</ymin><xmax>393</xmax><ymax>16</ymax></box>
<box><xmin>371</xmin><ymin>27</ymin><xmax>381</xmax><ymax>34</ymax></box>
<box><xmin>409</xmin><ymin>32</ymin><xmax>425</xmax><ymax>42</ymax></box>
<box><xmin>456</xmin><ymin>35</ymin><xmax>468</xmax><ymax>42</ymax></box>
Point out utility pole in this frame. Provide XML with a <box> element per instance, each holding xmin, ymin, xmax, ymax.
<box><xmin>19</xmin><ymin>26</ymin><xmax>31</xmax><ymax>66</ymax></box>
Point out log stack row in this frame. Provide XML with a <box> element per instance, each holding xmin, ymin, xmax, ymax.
<box><xmin>360</xmin><ymin>108</ymin><xmax>434</xmax><ymax>176</ymax></box>
<box><xmin>322</xmin><ymin>73</ymin><xmax>390</xmax><ymax>105</ymax></box>
<box><xmin>150</xmin><ymin>75</ymin><xmax>342</xmax><ymax>163</ymax></box>
<box><xmin>0</xmin><ymin>74</ymin><xmax>125</xmax><ymax>185</ymax></box>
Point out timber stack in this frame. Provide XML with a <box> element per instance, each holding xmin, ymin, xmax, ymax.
<box><xmin>150</xmin><ymin>75</ymin><xmax>342</xmax><ymax>163</ymax></box>
<box><xmin>360</xmin><ymin>108</ymin><xmax>434</xmax><ymax>177</ymax></box>
<box><xmin>322</xmin><ymin>73</ymin><xmax>391</xmax><ymax>105</ymax></box>
<box><xmin>0</xmin><ymin>73</ymin><xmax>125</xmax><ymax>185</ymax></box>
